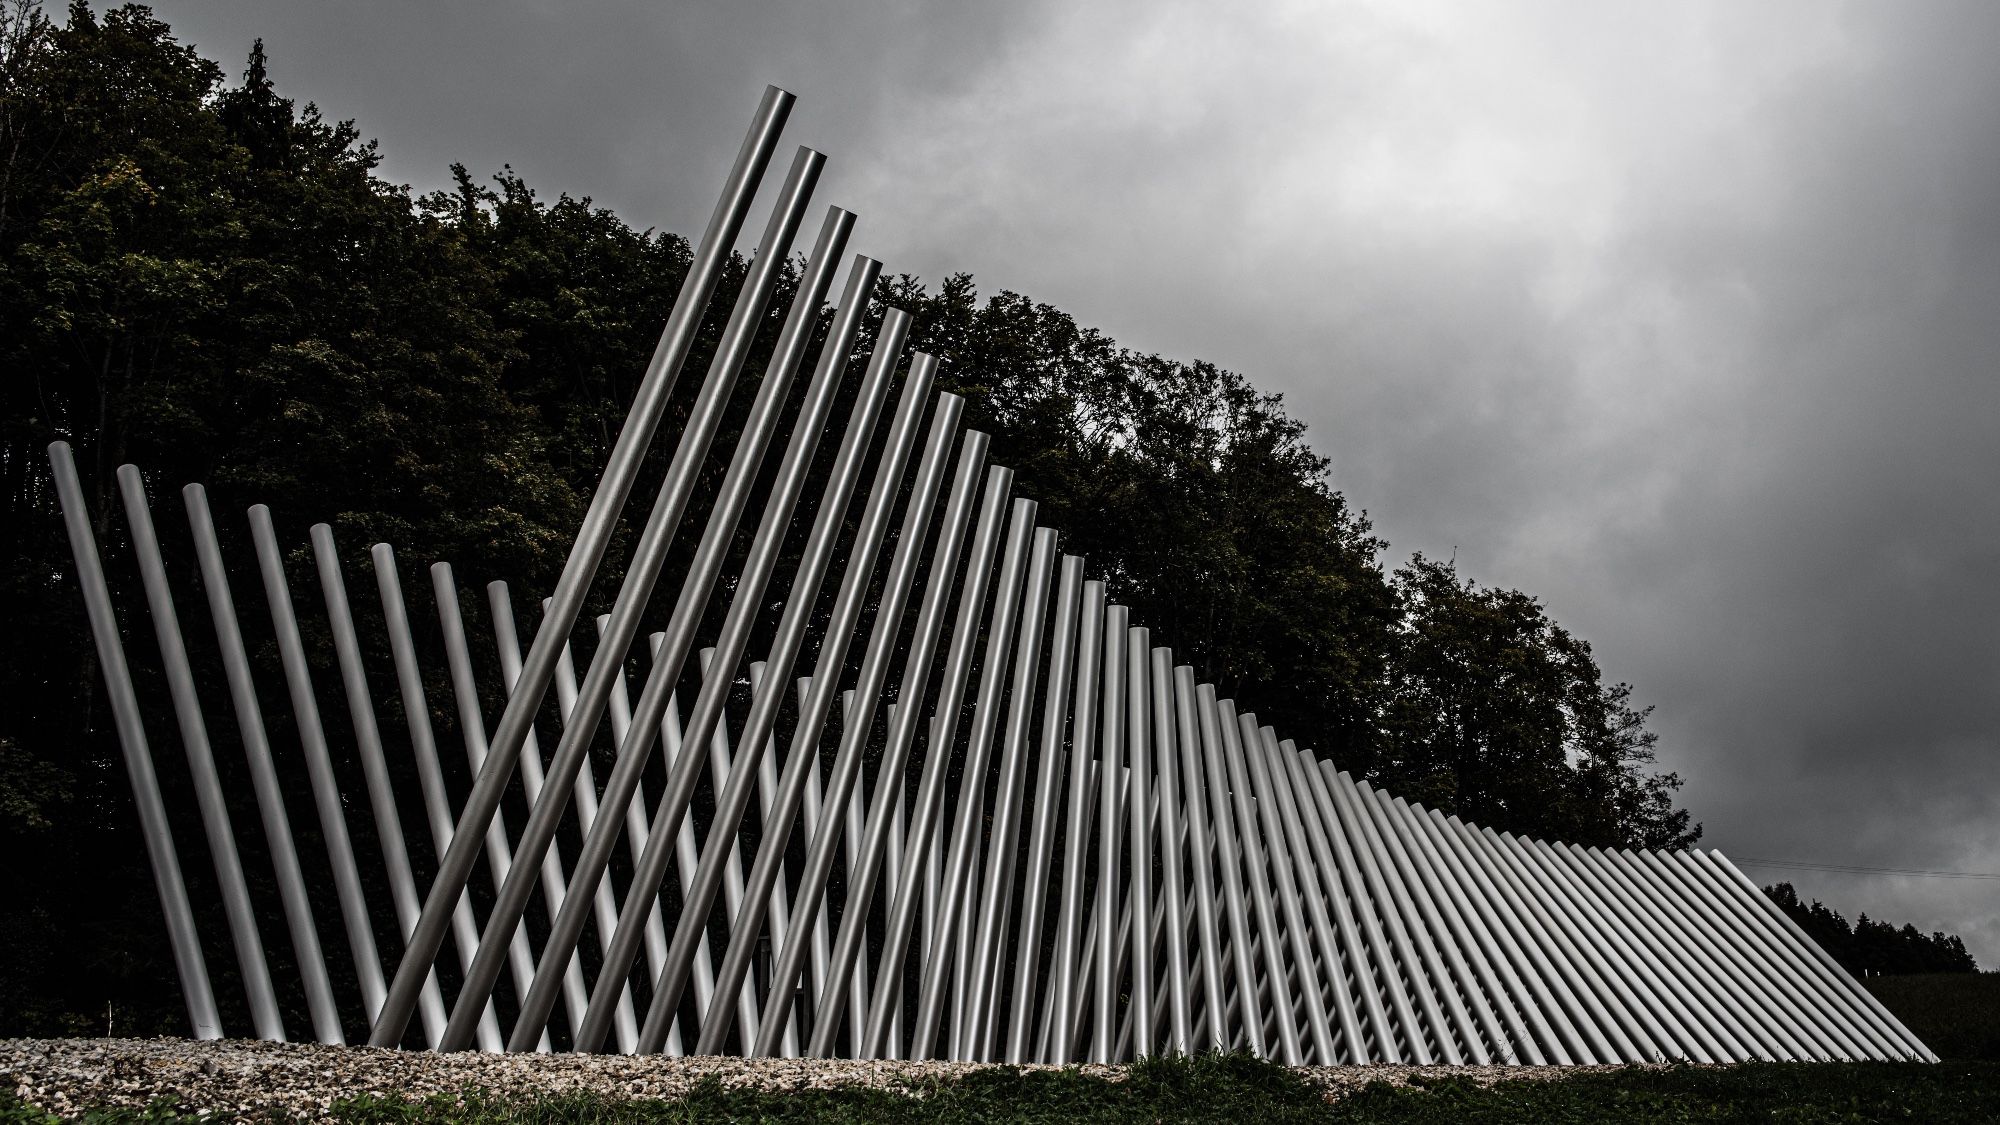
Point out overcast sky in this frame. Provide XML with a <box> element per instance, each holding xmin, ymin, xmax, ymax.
<box><xmin>143</xmin><ymin>0</ymin><xmax>2000</xmax><ymax>964</ymax></box>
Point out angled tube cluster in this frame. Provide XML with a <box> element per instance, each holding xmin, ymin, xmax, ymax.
<box><xmin>48</xmin><ymin>86</ymin><xmax>1933</xmax><ymax>1064</ymax></box>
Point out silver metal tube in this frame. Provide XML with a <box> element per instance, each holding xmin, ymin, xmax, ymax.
<box><xmin>376</xmin><ymin>86</ymin><xmax>795</xmax><ymax>1048</ymax></box>
<box><xmin>1655</xmin><ymin>850</ymin><xmax>1891</xmax><ymax>1058</ymax></box>
<box><xmin>711</xmin><ymin>374</ymin><xmax>960</xmax><ymax>1057</ymax></box>
<box><xmin>369</xmin><ymin>544</ymin><xmax>505</xmax><ymax>1051</ymax></box>
<box><xmin>48</xmin><ymin>444</ymin><xmax>221</xmax><ymax>1040</ymax></box>
<box><xmin>492</xmin><ymin>176</ymin><xmax>837</xmax><ymax>1053</ymax></box>
<box><xmin>1191</xmin><ymin>684</ymin><xmax>1260</xmax><ymax>1058</ymax></box>
<box><xmin>1122</xmin><ymin>627</ymin><xmax>1154</xmax><ymax>1058</ymax></box>
<box><xmin>1379</xmin><ymin>793</ymin><xmax>1550</xmax><ymax>1064</ymax></box>
<box><xmin>1091</xmin><ymin>607</ymin><xmax>1128</xmax><ymax>1062</ymax></box>
<box><xmin>1043</xmin><ymin>579</ymin><xmax>1104</xmax><ymax>1063</ymax></box>
<box><xmin>1468</xmin><ymin>825</ymin><xmax>1674</xmax><ymax>1060</ymax></box>
<box><xmin>116</xmin><ymin>465</ymin><xmax>280</xmax><ymax>1040</ymax></box>
<box><xmin>590</xmin><ymin>616</ymin><xmax>673</xmax><ymax>995</ymax></box>
<box><xmin>1002</xmin><ymin>554</ymin><xmax>1084</xmax><ymax>1062</ymax></box>
<box><xmin>1147</xmin><ymin>649</ymin><xmax>1192</xmax><ymax>1054</ymax></box>
<box><xmin>758</xmin><ymin>419</ymin><xmax>987</xmax><ymax>1058</ymax></box>
<box><xmin>1211</xmin><ymin>698</ymin><xmax>1298</xmax><ymax>1062</ymax></box>
<box><xmin>184</xmin><ymin>483</ymin><xmax>343</xmax><ymax>1044</ymax></box>
<box><xmin>312</xmin><ymin>525</ymin><xmax>447</xmax><ymax>1047</ymax></box>
<box><xmin>1233</xmin><ymin>712</ymin><xmax>1330</xmax><ymax>1062</ymax></box>
<box><xmin>963</xmin><ymin>527</ymin><xmax>1059</xmax><ymax>1060</ymax></box>
<box><xmin>849</xmin><ymin>478</ymin><xmax>1025</xmax><ymax>1060</ymax></box>
<box><xmin>1169</xmin><ymin>668</ymin><xmax>1226</xmax><ymax>1054</ymax></box>
<box><xmin>248</xmin><ymin>505</ymin><xmax>387</xmax><ymax>1023</ymax></box>
<box><xmin>429</xmin><ymin>563</ymin><xmax>557</xmax><ymax>1052</ymax></box>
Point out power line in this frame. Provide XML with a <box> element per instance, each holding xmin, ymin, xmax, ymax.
<box><xmin>1734</xmin><ymin>856</ymin><xmax>2000</xmax><ymax>881</ymax></box>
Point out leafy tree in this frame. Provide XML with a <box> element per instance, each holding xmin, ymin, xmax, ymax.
<box><xmin>1766</xmin><ymin>883</ymin><xmax>1977</xmax><ymax>976</ymax></box>
<box><xmin>1378</xmin><ymin>555</ymin><xmax>1697</xmax><ymax>849</ymax></box>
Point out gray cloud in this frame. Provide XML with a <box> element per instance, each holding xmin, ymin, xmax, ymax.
<box><xmin>146</xmin><ymin>0</ymin><xmax>2000</xmax><ymax>960</ymax></box>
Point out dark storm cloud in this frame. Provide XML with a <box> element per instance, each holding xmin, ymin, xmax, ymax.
<box><xmin>145</xmin><ymin>0</ymin><xmax>2000</xmax><ymax>958</ymax></box>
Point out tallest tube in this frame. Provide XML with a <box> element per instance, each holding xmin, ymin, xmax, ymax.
<box><xmin>369</xmin><ymin>84</ymin><xmax>794</xmax><ymax>1050</ymax></box>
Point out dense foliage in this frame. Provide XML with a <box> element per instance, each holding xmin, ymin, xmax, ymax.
<box><xmin>0</xmin><ymin>3</ymin><xmax>1720</xmax><ymax>1034</ymax></box>
<box><xmin>1767</xmin><ymin>883</ymin><xmax>1978</xmax><ymax>976</ymax></box>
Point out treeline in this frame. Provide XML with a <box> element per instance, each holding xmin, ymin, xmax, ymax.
<box><xmin>1765</xmin><ymin>884</ymin><xmax>1977</xmax><ymax>976</ymax></box>
<box><xmin>0</xmin><ymin>4</ymin><xmax>1699</xmax><ymax>1033</ymax></box>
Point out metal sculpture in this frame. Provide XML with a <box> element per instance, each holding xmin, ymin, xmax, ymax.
<box><xmin>48</xmin><ymin>85</ymin><xmax>1935</xmax><ymax>1064</ymax></box>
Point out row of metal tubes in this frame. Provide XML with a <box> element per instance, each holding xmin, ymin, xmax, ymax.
<box><xmin>57</xmin><ymin>440</ymin><xmax>816</xmax><ymax>1056</ymax></box>
<box><xmin>62</xmin><ymin>426</ymin><xmax>1928</xmax><ymax>1056</ymax></box>
<box><xmin>59</xmin><ymin>464</ymin><xmax>1936</xmax><ymax>1064</ymax></box>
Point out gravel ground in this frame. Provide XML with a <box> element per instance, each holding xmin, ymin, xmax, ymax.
<box><xmin>1</xmin><ymin>1037</ymin><xmax>1624</xmax><ymax>1120</ymax></box>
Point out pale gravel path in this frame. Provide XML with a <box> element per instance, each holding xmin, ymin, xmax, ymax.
<box><xmin>2</xmin><ymin>1037</ymin><xmax>1627</xmax><ymax>1121</ymax></box>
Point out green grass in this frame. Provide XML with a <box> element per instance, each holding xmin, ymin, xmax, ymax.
<box><xmin>1867</xmin><ymin>972</ymin><xmax>2000</xmax><ymax>1061</ymax></box>
<box><xmin>11</xmin><ymin>1055</ymin><xmax>2000</xmax><ymax>1124</ymax></box>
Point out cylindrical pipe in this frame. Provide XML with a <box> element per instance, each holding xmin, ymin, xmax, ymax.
<box><xmin>1262</xmin><ymin>743</ymin><xmax>1373</xmax><ymax>1061</ymax></box>
<box><xmin>755</xmin><ymin>422</ymin><xmax>987</xmax><ymax>1058</ymax></box>
<box><xmin>599</xmin><ymin>254</ymin><xmax>884</xmax><ymax>1053</ymax></box>
<box><xmin>1215</xmin><ymin>699</ymin><xmax>1300</xmax><ymax>1061</ymax></box>
<box><xmin>708</xmin><ymin>378</ymin><xmax>961</xmax><ymax>1056</ymax></box>
<box><xmin>1091</xmin><ymin>607</ymin><xmax>1128</xmax><ymax>1062</ymax></box>
<box><xmin>1122</xmin><ymin>628</ymin><xmax>1154</xmax><ymax>1059</ymax></box>
<box><xmin>1147</xmin><ymin>648</ymin><xmax>1192</xmax><ymax>1055</ymax></box>
<box><xmin>842</xmin><ymin>476</ymin><xmax>1024</xmax><ymax>1059</ymax></box>
<box><xmin>48</xmin><ymin>444</ymin><xmax>221</xmax><ymax>1040</ymax></box>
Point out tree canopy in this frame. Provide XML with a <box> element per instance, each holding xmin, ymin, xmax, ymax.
<box><xmin>0</xmin><ymin>2</ymin><xmax>1710</xmax><ymax>1034</ymax></box>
